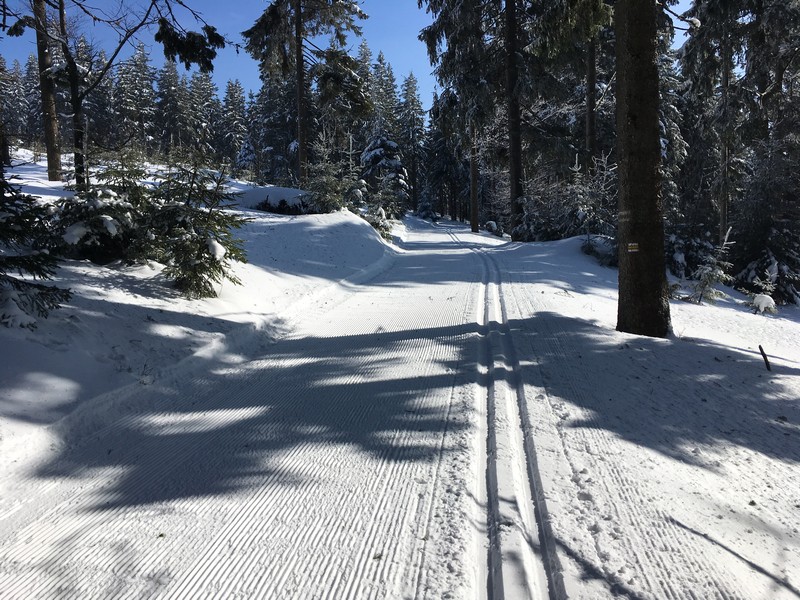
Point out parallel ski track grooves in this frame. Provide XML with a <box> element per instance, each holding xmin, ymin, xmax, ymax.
<box><xmin>0</xmin><ymin>278</ymin><xmax>468</xmax><ymax>599</ymax></box>
<box><xmin>158</xmin><ymin>334</ymin><xmax>451</xmax><ymax>598</ymax></box>
<box><xmin>477</xmin><ymin>243</ymin><xmax>505</xmax><ymax>600</ymax></box>
<box><xmin>442</xmin><ymin>226</ymin><xmax>563</xmax><ymax>600</ymax></box>
<box><xmin>501</xmin><ymin>264</ymin><xmax>743</xmax><ymax>600</ymax></box>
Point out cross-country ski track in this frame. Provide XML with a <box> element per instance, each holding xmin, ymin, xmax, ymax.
<box><xmin>1</xmin><ymin>216</ymin><xmax>799</xmax><ymax>599</ymax></box>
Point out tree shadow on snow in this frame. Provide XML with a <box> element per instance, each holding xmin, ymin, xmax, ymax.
<box><xmin>510</xmin><ymin>312</ymin><xmax>800</xmax><ymax>467</ymax></box>
<box><xmin>34</xmin><ymin>320</ymin><xmax>480</xmax><ymax>509</ymax></box>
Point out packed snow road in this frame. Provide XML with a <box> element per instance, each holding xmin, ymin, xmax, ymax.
<box><xmin>0</xmin><ymin>218</ymin><xmax>552</xmax><ymax>599</ymax></box>
<box><xmin>2</xmin><ymin>216</ymin><xmax>799</xmax><ymax>599</ymax></box>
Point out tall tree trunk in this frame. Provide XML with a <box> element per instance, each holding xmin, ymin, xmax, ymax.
<box><xmin>718</xmin><ymin>9</ymin><xmax>731</xmax><ymax>246</ymax></box>
<box><xmin>615</xmin><ymin>0</ymin><xmax>671</xmax><ymax>338</ymax></box>
<box><xmin>410</xmin><ymin>126</ymin><xmax>419</xmax><ymax>212</ymax></box>
<box><xmin>294</xmin><ymin>0</ymin><xmax>308</xmax><ymax>186</ymax></box>
<box><xmin>33</xmin><ymin>0</ymin><xmax>61</xmax><ymax>181</ymax></box>
<box><xmin>67</xmin><ymin>63</ymin><xmax>86</xmax><ymax>189</ymax></box>
<box><xmin>57</xmin><ymin>0</ymin><xmax>87</xmax><ymax>190</ymax></box>
<box><xmin>470</xmin><ymin>121</ymin><xmax>479</xmax><ymax>232</ymax></box>
<box><xmin>506</xmin><ymin>0</ymin><xmax>524</xmax><ymax>239</ymax></box>
<box><xmin>0</xmin><ymin>125</ymin><xmax>10</xmax><ymax>165</ymax></box>
<box><xmin>585</xmin><ymin>36</ymin><xmax>598</xmax><ymax>171</ymax></box>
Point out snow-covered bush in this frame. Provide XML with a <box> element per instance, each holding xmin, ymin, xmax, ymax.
<box><xmin>415</xmin><ymin>192</ymin><xmax>438</xmax><ymax>222</ymax></box>
<box><xmin>687</xmin><ymin>230</ymin><xmax>734</xmax><ymax>304</ymax></box>
<box><xmin>255</xmin><ymin>196</ymin><xmax>311</xmax><ymax>215</ymax></box>
<box><xmin>664</xmin><ymin>230</ymin><xmax>718</xmax><ymax>281</ymax></box>
<box><xmin>361</xmin><ymin>205</ymin><xmax>392</xmax><ymax>240</ymax></box>
<box><xmin>735</xmin><ymin>228</ymin><xmax>800</xmax><ymax>306</ymax></box>
<box><xmin>147</xmin><ymin>165</ymin><xmax>249</xmax><ymax>299</ymax></box>
<box><xmin>53</xmin><ymin>188</ymin><xmax>136</xmax><ymax>264</ymax></box>
<box><xmin>0</xmin><ymin>169</ymin><xmax>71</xmax><ymax>327</ymax></box>
<box><xmin>749</xmin><ymin>293</ymin><xmax>777</xmax><ymax>314</ymax></box>
<box><xmin>485</xmin><ymin>221</ymin><xmax>503</xmax><ymax>236</ymax></box>
<box><xmin>514</xmin><ymin>156</ymin><xmax>616</xmax><ymax>242</ymax></box>
<box><xmin>52</xmin><ymin>158</ymin><xmax>250</xmax><ymax>299</ymax></box>
<box><xmin>582</xmin><ymin>234</ymin><xmax>617</xmax><ymax>266</ymax></box>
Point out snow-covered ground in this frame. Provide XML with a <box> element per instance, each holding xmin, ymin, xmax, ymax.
<box><xmin>1</xmin><ymin>154</ymin><xmax>798</xmax><ymax>599</ymax></box>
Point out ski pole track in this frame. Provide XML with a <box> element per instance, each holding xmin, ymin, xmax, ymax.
<box><xmin>0</xmin><ymin>229</ymin><xmax>480</xmax><ymax>599</ymax></box>
<box><xmin>497</xmin><ymin>259</ymin><xmax>770</xmax><ymax>600</ymax></box>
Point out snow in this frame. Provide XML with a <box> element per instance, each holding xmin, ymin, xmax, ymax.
<box><xmin>753</xmin><ymin>293</ymin><xmax>777</xmax><ymax>313</ymax></box>
<box><xmin>62</xmin><ymin>221</ymin><xmax>89</xmax><ymax>245</ymax></box>
<box><xmin>1</xmin><ymin>153</ymin><xmax>799</xmax><ymax>598</ymax></box>
<box><xmin>206</xmin><ymin>237</ymin><xmax>226</xmax><ymax>260</ymax></box>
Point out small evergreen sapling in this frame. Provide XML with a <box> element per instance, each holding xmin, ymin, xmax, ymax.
<box><xmin>0</xmin><ymin>168</ymin><xmax>71</xmax><ymax>327</ymax></box>
<box><xmin>689</xmin><ymin>228</ymin><xmax>734</xmax><ymax>304</ymax></box>
<box><xmin>149</xmin><ymin>165</ymin><xmax>249</xmax><ymax>298</ymax></box>
<box><xmin>54</xmin><ymin>188</ymin><xmax>137</xmax><ymax>264</ymax></box>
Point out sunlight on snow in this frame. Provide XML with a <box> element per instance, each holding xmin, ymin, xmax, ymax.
<box><xmin>131</xmin><ymin>406</ymin><xmax>272</xmax><ymax>435</ymax></box>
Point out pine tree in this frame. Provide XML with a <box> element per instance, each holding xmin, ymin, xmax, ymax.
<box><xmin>147</xmin><ymin>163</ymin><xmax>249</xmax><ymax>298</ymax></box>
<box><xmin>680</xmin><ymin>0</ymin><xmax>748</xmax><ymax>245</ymax></box>
<box><xmin>0</xmin><ymin>165</ymin><xmax>71</xmax><ymax>327</ymax></box>
<box><xmin>21</xmin><ymin>55</ymin><xmax>44</xmax><ymax>150</ymax></box>
<box><xmin>245</xmin><ymin>75</ymin><xmax>297</xmax><ymax>185</ymax></box>
<box><xmin>155</xmin><ymin>60</ymin><xmax>192</xmax><ymax>157</ymax></box>
<box><xmin>85</xmin><ymin>51</ymin><xmax>118</xmax><ymax>155</ymax></box>
<box><xmin>188</xmin><ymin>71</ymin><xmax>223</xmax><ymax>160</ymax></box>
<box><xmin>0</xmin><ymin>56</ymin><xmax>15</xmax><ymax>165</ymax></box>
<box><xmin>115</xmin><ymin>43</ymin><xmax>156</xmax><ymax>154</ymax></box>
<box><xmin>243</xmin><ymin>0</ymin><xmax>366</xmax><ymax>185</ymax></box>
<box><xmin>398</xmin><ymin>74</ymin><xmax>426</xmax><ymax>212</ymax></box>
<box><xmin>370</xmin><ymin>52</ymin><xmax>400</xmax><ymax>139</ymax></box>
<box><xmin>312</xmin><ymin>44</ymin><xmax>371</xmax><ymax>169</ymax></box>
<box><xmin>221</xmin><ymin>80</ymin><xmax>248</xmax><ymax>171</ymax></box>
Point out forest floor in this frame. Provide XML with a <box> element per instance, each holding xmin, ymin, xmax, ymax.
<box><xmin>1</xmin><ymin>154</ymin><xmax>799</xmax><ymax>599</ymax></box>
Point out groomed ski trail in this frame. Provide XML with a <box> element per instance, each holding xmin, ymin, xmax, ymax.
<box><xmin>0</xmin><ymin>218</ymin><xmax>487</xmax><ymax>599</ymax></box>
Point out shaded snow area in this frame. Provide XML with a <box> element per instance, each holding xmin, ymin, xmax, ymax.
<box><xmin>1</xmin><ymin>158</ymin><xmax>799</xmax><ymax>599</ymax></box>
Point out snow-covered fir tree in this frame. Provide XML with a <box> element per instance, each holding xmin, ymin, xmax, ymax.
<box><xmin>115</xmin><ymin>43</ymin><xmax>156</xmax><ymax>154</ymax></box>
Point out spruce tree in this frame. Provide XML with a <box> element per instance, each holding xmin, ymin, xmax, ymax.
<box><xmin>155</xmin><ymin>60</ymin><xmax>192</xmax><ymax>157</ymax></box>
<box><xmin>0</xmin><ymin>165</ymin><xmax>71</xmax><ymax>327</ymax></box>
<box><xmin>243</xmin><ymin>0</ymin><xmax>366</xmax><ymax>185</ymax></box>
<box><xmin>221</xmin><ymin>80</ymin><xmax>248</xmax><ymax>172</ymax></box>
<box><xmin>21</xmin><ymin>55</ymin><xmax>44</xmax><ymax>150</ymax></box>
<box><xmin>188</xmin><ymin>71</ymin><xmax>223</xmax><ymax>160</ymax></box>
<box><xmin>115</xmin><ymin>43</ymin><xmax>156</xmax><ymax>154</ymax></box>
<box><xmin>398</xmin><ymin>74</ymin><xmax>426</xmax><ymax>212</ymax></box>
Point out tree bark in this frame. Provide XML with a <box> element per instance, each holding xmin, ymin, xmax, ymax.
<box><xmin>615</xmin><ymin>0</ymin><xmax>671</xmax><ymax>338</ymax></box>
<box><xmin>505</xmin><ymin>0</ymin><xmax>524</xmax><ymax>239</ymax></box>
<box><xmin>294</xmin><ymin>0</ymin><xmax>308</xmax><ymax>186</ymax></box>
<box><xmin>585</xmin><ymin>36</ymin><xmax>597</xmax><ymax>171</ymax></box>
<box><xmin>470</xmin><ymin>121</ymin><xmax>479</xmax><ymax>232</ymax></box>
<box><xmin>410</xmin><ymin>126</ymin><xmax>419</xmax><ymax>212</ymax></box>
<box><xmin>33</xmin><ymin>0</ymin><xmax>61</xmax><ymax>181</ymax></box>
<box><xmin>1</xmin><ymin>131</ymin><xmax>10</xmax><ymax>166</ymax></box>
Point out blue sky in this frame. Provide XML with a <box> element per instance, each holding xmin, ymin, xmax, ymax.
<box><xmin>0</xmin><ymin>0</ymin><xmax>438</xmax><ymax>107</ymax></box>
<box><xmin>1</xmin><ymin>0</ymin><xmax>693</xmax><ymax>110</ymax></box>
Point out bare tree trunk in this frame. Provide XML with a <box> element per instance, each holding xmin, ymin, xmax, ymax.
<box><xmin>585</xmin><ymin>36</ymin><xmax>597</xmax><ymax>171</ymax></box>
<box><xmin>56</xmin><ymin>0</ymin><xmax>88</xmax><ymax>190</ymax></box>
<box><xmin>615</xmin><ymin>0</ymin><xmax>671</xmax><ymax>338</ymax></box>
<box><xmin>0</xmin><ymin>123</ymin><xmax>10</xmax><ymax>165</ymax></box>
<box><xmin>506</xmin><ymin>0</ymin><xmax>524</xmax><ymax>239</ymax></box>
<box><xmin>410</xmin><ymin>127</ymin><xmax>419</xmax><ymax>212</ymax></box>
<box><xmin>33</xmin><ymin>0</ymin><xmax>61</xmax><ymax>181</ymax></box>
<box><xmin>719</xmin><ymin>17</ymin><xmax>731</xmax><ymax>245</ymax></box>
<box><xmin>470</xmin><ymin>121</ymin><xmax>479</xmax><ymax>232</ymax></box>
<box><xmin>294</xmin><ymin>0</ymin><xmax>308</xmax><ymax>186</ymax></box>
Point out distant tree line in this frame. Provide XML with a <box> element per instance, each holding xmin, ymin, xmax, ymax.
<box><xmin>1</xmin><ymin>0</ymin><xmax>798</xmax><ymax>332</ymax></box>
